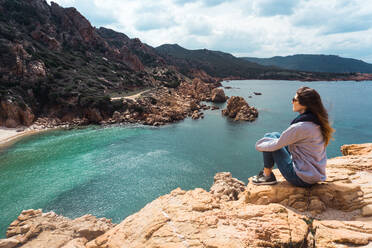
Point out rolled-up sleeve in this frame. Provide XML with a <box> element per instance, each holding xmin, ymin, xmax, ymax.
<box><xmin>255</xmin><ymin>123</ymin><xmax>305</xmax><ymax>152</ymax></box>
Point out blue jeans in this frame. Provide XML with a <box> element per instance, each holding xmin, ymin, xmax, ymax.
<box><xmin>262</xmin><ymin>132</ymin><xmax>312</xmax><ymax>188</ymax></box>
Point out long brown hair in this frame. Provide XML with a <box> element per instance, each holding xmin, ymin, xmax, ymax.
<box><xmin>296</xmin><ymin>86</ymin><xmax>335</xmax><ymax>147</ymax></box>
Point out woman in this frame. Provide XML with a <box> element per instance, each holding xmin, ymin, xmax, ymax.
<box><xmin>252</xmin><ymin>86</ymin><xmax>335</xmax><ymax>187</ymax></box>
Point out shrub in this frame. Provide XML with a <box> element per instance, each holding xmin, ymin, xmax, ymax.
<box><xmin>54</xmin><ymin>72</ymin><xmax>64</xmax><ymax>79</ymax></box>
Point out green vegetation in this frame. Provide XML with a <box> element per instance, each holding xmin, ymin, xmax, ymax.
<box><xmin>242</xmin><ymin>55</ymin><xmax>372</xmax><ymax>73</ymax></box>
<box><xmin>0</xmin><ymin>0</ymin><xmax>155</xmax><ymax>121</ymax></box>
<box><xmin>155</xmin><ymin>44</ymin><xmax>277</xmax><ymax>78</ymax></box>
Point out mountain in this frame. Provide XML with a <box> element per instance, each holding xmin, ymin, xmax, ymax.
<box><xmin>155</xmin><ymin>44</ymin><xmax>367</xmax><ymax>82</ymax></box>
<box><xmin>242</xmin><ymin>54</ymin><xmax>372</xmax><ymax>73</ymax></box>
<box><xmin>156</xmin><ymin>44</ymin><xmax>274</xmax><ymax>79</ymax></box>
<box><xmin>0</xmin><ymin>0</ymin><xmax>183</xmax><ymax>127</ymax></box>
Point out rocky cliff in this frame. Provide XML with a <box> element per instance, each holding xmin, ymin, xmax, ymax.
<box><xmin>1</xmin><ymin>143</ymin><xmax>372</xmax><ymax>248</ymax></box>
<box><xmin>0</xmin><ymin>0</ymin><xmax>199</xmax><ymax>128</ymax></box>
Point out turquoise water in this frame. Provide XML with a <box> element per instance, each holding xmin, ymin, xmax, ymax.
<box><xmin>1</xmin><ymin>80</ymin><xmax>372</xmax><ymax>237</ymax></box>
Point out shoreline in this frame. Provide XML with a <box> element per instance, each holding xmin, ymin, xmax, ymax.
<box><xmin>1</xmin><ymin>143</ymin><xmax>371</xmax><ymax>246</ymax></box>
<box><xmin>0</xmin><ymin>127</ymin><xmax>50</xmax><ymax>149</ymax></box>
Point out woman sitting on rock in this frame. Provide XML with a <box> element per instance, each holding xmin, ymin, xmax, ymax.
<box><xmin>253</xmin><ymin>86</ymin><xmax>335</xmax><ymax>187</ymax></box>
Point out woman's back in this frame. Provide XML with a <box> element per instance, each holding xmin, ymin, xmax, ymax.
<box><xmin>287</xmin><ymin>122</ymin><xmax>327</xmax><ymax>184</ymax></box>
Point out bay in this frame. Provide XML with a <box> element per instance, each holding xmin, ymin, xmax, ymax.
<box><xmin>1</xmin><ymin>79</ymin><xmax>372</xmax><ymax>237</ymax></box>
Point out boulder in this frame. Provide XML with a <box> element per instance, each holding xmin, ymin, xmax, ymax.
<box><xmin>245</xmin><ymin>178</ymin><xmax>365</xmax><ymax>214</ymax></box>
<box><xmin>84</xmin><ymin>108</ymin><xmax>103</xmax><ymax>123</ymax></box>
<box><xmin>210</xmin><ymin>172</ymin><xmax>245</xmax><ymax>201</ymax></box>
<box><xmin>222</xmin><ymin>96</ymin><xmax>258</xmax><ymax>121</ymax></box>
<box><xmin>341</xmin><ymin>143</ymin><xmax>372</xmax><ymax>156</ymax></box>
<box><xmin>211</xmin><ymin>88</ymin><xmax>227</xmax><ymax>103</ymax></box>
<box><xmin>191</xmin><ymin>110</ymin><xmax>203</xmax><ymax>120</ymax></box>
<box><xmin>0</xmin><ymin>238</ymin><xmax>19</xmax><ymax>248</ymax></box>
<box><xmin>5</xmin><ymin>209</ymin><xmax>115</xmax><ymax>248</ymax></box>
<box><xmin>313</xmin><ymin>220</ymin><xmax>372</xmax><ymax>247</ymax></box>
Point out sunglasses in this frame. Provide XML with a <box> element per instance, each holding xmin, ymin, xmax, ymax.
<box><xmin>292</xmin><ymin>97</ymin><xmax>298</xmax><ymax>102</ymax></box>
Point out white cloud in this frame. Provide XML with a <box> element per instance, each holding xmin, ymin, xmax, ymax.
<box><xmin>291</xmin><ymin>0</ymin><xmax>372</xmax><ymax>34</ymax></box>
<box><xmin>47</xmin><ymin>0</ymin><xmax>372</xmax><ymax>63</ymax></box>
<box><xmin>253</xmin><ymin>0</ymin><xmax>299</xmax><ymax>16</ymax></box>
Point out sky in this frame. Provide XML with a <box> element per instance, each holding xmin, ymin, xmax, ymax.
<box><xmin>46</xmin><ymin>0</ymin><xmax>372</xmax><ymax>63</ymax></box>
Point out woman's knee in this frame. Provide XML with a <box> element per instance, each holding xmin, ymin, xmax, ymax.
<box><xmin>264</xmin><ymin>132</ymin><xmax>281</xmax><ymax>138</ymax></box>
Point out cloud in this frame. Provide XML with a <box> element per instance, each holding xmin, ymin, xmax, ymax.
<box><xmin>47</xmin><ymin>0</ymin><xmax>372</xmax><ymax>63</ymax></box>
<box><xmin>48</xmin><ymin>0</ymin><xmax>117</xmax><ymax>26</ymax></box>
<box><xmin>133</xmin><ymin>3</ymin><xmax>178</xmax><ymax>31</ymax></box>
<box><xmin>291</xmin><ymin>0</ymin><xmax>372</xmax><ymax>34</ymax></box>
<box><xmin>174</xmin><ymin>0</ymin><xmax>230</xmax><ymax>7</ymax></box>
<box><xmin>135</xmin><ymin>15</ymin><xmax>176</xmax><ymax>31</ymax></box>
<box><xmin>185</xmin><ymin>17</ymin><xmax>213</xmax><ymax>36</ymax></box>
<box><xmin>253</xmin><ymin>0</ymin><xmax>299</xmax><ymax>16</ymax></box>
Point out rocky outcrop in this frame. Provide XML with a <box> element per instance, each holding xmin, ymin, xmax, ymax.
<box><xmin>101</xmin><ymin>79</ymin><xmax>216</xmax><ymax>126</ymax></box>
<box><xmin>245</xmin><ymin>178</ymin><xmax>365</xmax><ymax>214</ymax></box>
<box><xmin>1</xmin><ymin>209</ymin><xmax>115</xmax><ymax>248</ymax></box>
<box><xmin>2</xmin><ymin>143</ymin><xmax>372</xmax><ymax>247</ymax></box>
<box><xmin>191</xmin><ymin>110</ymin><xmax>204</xmax><ymax>120</ymax></box>
<box><xmin>0</xmin><ymin>99</ymin><xmax>35</xmax><ymax>128</ymax></box>
<box><xmin>189</xmin><ymin>68</ymin><xmax>220</xmax><ymax>84</ymax></box>
<box><xmin>31</xmin><ymin>29</ymin><xmax>62</xmax><ymax>51</ymax></box>
<box><xmin>85</xmin><ymin>190</ymin><xmax>310</xmax><ymax>248</ymax></box>
<box><xmin>222</xmin><ymin>96</ymin><xmax>258</xmax><ymax>121</ymax></box>
<box><xmin>177</xmin><ymin>78</ymin><xmax>217</xmax><ymax>101</ymax></box>
<box><xmin>341</xmin><ymin>143</ymin><xmax>372</xmax><ymax>156</ymax></box>
<box><xmin>114</xmin><ymin>79</ymin><xmax>220</xmax><ymax>126</ymax></box>
<box><xmin>210</xmin><ymin>172</ymin><xmax>245</xmax><ymax>201</ymax></box>
<box><xmin>348</xmin><ymin>73</ymin><xmax>372</xmax><ymax>81</ymax></box>
<box><xmin>211</xmin><ymin>88</ymin><xmax>228</xmax><ymax>103</ymax></box>
<box><xmin>0</xmin><ymin>77</ymin><xmax>227</xmax><ymax>128</ymax></box>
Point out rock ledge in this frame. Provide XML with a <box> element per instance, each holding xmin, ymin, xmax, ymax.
<box><xmin>1</xmin><ymin>143</ymin><xmax>372</xmax><ymax>247</ymax></box>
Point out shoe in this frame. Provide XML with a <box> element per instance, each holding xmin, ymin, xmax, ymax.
<box><xmin>252</xmin><ymin>170</ymin><xmax>264</xmax><ymax>180</ymax></box>
<box><xmin>252</xmin><ymin>171</ymin><xmax>277</xmax><ymax>185</ymax></box>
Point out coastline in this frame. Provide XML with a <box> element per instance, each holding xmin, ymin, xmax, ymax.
<box><xmin>1</xmin><ymin>143</ymin><xmax>371</xmax><ymax>247</ymax></box>
<box><xmin>0</xmin><ymin>127</ymin><xmax>50</xmax><ymax>149</ymax></box>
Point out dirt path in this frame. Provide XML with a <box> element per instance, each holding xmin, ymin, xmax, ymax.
<box><xmin>111</xmin><ymin>89</ymin><xmax>151</xmax><ymax>101</ymax></box>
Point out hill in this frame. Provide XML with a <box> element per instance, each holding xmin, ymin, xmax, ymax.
<box><xmin>242</xmin><ymin>54</ymin><xmax>372</xmax><ymax>73</ymax></box>
<box><xmin>155</xmin><ymin>44</ymin><xmax>366</xmax><ymax>82</ymax></box>
<box><xmin>156</xmin><ymin>44</ymin><xmax>274</xmax><ymax>79</ymax></box>
<box><xmin>0</xmin><ymin>0</ymin><xmax>185</xmax><ymax>127</ymax></box>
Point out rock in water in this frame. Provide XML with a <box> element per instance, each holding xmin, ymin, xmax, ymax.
<box><xmin>191</xmin><ymin>110</ymin><xmax>203</xmax><ymax>120</ymax></box>
<box><xmin>211</xmin><ymin>88</ymin><xmax>228</xmax><ymax>103</ymax></box>
<box><xmin>222</xmin><ymin>96</ymin><xmax>258</xmax><ymax>121</ymax></box>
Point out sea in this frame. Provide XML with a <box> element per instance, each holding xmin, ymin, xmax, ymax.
<box><xmin>1</xmin><ymin>79</ymin><xmax>372</xmax><ymax>237</ymax></box>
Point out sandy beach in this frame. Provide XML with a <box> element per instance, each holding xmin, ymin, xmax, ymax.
<box><xmin>0</xmin><ymin>127</ymin><xmax>41</xmax><ymax>148</ymax></box>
